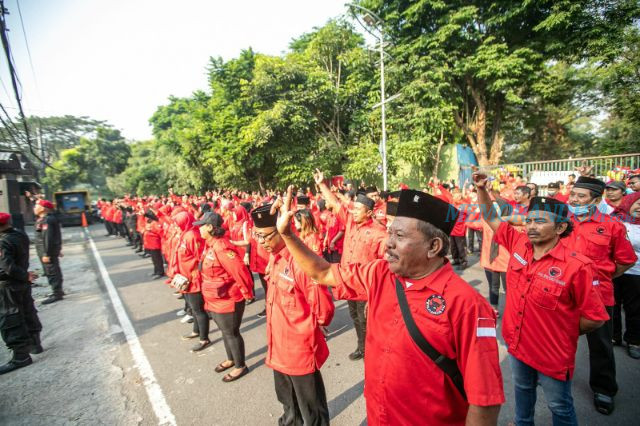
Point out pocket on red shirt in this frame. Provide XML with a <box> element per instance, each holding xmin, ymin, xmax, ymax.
<box><xmin>531</xmin><ymin>280</ymin><xmax>563</xmax><ymax>310</ymax></box>
<box><xmin>586</xmin><ymin>233</ymin><xmax>610</xmax><ymax>259</ymax></box>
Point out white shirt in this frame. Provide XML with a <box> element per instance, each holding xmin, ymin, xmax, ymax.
<box><xmin>623</xmin><ymin>221</ymin><xmax>640</xmax><ymax>276</ymax></box>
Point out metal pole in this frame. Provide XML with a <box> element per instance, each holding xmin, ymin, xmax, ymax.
<box><xmin>380</xmin><ymin>29</ymin><xmax>387</xmax><ymax>190</ymax></box>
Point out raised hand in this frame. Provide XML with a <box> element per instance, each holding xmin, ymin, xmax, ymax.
<box><xmin>313</xmin><ymin>168</ymin><xmax>325</xmax><ymax>185</ymax></box>
<box><xmin>275</xmin><ymin>185</ymin><xmax>295</xmax><ymax>236</ymax></box>
<box><xmin>472</xmin><ymin>172</ymin><xmax>489</xmax><ymax>189</ymax></box>
<box><xmin>575</xmin><ymin>163</ymin><xmax>593</xmax><ymax>177</ymax></box>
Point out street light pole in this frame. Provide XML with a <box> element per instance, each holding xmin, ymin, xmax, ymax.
<box><xmin>347</xmin><ymin>3</ymin><xmax>389</xmax><ymax>190</ymax></box>
<box><xmin>379</xmin><ymin>29</ymin><xmax>387</xmax><ymax>190</ymax></box>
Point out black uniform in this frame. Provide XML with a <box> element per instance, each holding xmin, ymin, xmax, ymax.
<box><xmin>0</xmin><ymin>227</ymin><xmax>42</xmax><ymax>360</ymax></box>
<box><xmin>34</xmin><ymin>213</ymin><xmax>64</xmax><ymax>298</ymax></box>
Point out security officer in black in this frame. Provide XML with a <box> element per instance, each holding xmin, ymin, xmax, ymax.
<box><xmin>33</xmin><ymin>200</ymin><xmax>64</xmax><ymax>305</ymax></box>
<box><xmin>0</xmin><ymin>212</ymin><xmax>43</xmax><ymax>374</ymax></box>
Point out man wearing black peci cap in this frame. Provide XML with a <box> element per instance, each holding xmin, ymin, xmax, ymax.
<box><xmin>313</xmin><ymin>170</ymin><xmax>387</xmax><ymax>361</ymax></box>
<box><xmin>275</xmin><ymin>187</ymin><xmax>504</xmax><ymax>425</ymax></box>
<box><xmin>564</xmin><ymin>175</ymin><xmax>637</xmax><ymax>415</ymax></box>
<box><xmin>475</xmin><ymin>173</ymin><xmax>609</xmax><ymax>424</ymax></box>
<box><xmin>251</xmin><ymin>203</ymin><xmax>335</xmax><ymax>426</ymax></box>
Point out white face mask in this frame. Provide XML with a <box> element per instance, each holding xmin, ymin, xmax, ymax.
<box><xmin>568</xmin><ymin>204</ymin><xmax>593</xmax><ymax>216</ymax></box>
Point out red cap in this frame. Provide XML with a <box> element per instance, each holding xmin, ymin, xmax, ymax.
<box><xmin>0</xmin><ymin>212</ymin><xmax>10</xmax><ymax>225</ymax></box>
<box><xmin>38</xmin><ymin>199</ymin><xmax>54</xmax><ymax>209</ymax></box>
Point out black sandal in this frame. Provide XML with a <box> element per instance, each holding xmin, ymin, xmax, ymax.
<box><xmin>222</xmin><ymin>366</ymin><xmax>249</xmax><ymax>382</ymax></box>
<box><xmin>215</xmin><ymin>361</ymin><xmax>234</xmax><ymax>373</ymax></box>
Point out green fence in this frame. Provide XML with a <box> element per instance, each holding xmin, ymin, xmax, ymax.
<box><xmin>486</xmin><ymin>153</ymin><xmax>640</xmax><ymax>179</ymax></box>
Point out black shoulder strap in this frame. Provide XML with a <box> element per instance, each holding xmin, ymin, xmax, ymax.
<box><xmin>394</xmin><ymin>278</ymin><xmax>467</xmax><ymax>401</ymax></box>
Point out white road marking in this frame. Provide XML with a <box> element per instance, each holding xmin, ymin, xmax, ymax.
<box><xmin>85</xmin><ymin>229</ymin><xmax>177</xmax><ymax>426</ymax></box>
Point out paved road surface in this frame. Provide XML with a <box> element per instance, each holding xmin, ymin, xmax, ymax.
<box><xmin>2</xmin><ymin>224</ymin><xmax>639</xmax><ymax>425</ymax></box>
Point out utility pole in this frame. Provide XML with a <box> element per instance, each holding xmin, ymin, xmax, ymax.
<box><xmin>379</xmin><ymin>28</ymin><xmax>387</xmax><ymax>191</ymax></box>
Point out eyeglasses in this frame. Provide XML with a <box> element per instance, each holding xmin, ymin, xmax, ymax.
<box><xmin>253</xmin><ymin>230</ymin><xmax>277</xmax><ymax>242</ymax></box>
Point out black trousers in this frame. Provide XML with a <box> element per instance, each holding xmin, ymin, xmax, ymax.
<box><xmin>450</xmin><ymin>235</ymin><xmax>467</xmax><ymax>264</ymax></box>
<box><xmin>348</xmin><ymin>300</ymin><xmax>366</xmax><ymax>352</ymax></box>
<box><xmin>467</xmin><ymin>228</ymin><xmax>482</xmax><ymax>252</ymax></box>
<box><xmin>42</xmin><ymin>257</ymin><xmax>64</xmax><ymax>297</ymax></box>
<box><xmin>484</xmin><ymin>269</ymin><xmax>506</xmax><ymax>307</ymax></box>
<box><xmin>273</xmin><ymin>369</ymin><xmax>329</xmax><ymax>426</ymax></box>
<box><xmin>184</xmin><ymin>292</ymin><xmax>209</xmax><ymax>341</ymax></box>
<box><xmin>256</xmin><ymin>273</ymin><xmax>268</xmax><ymax>298</ymax></box>
<box><xmin>104</xmin><ymin>220</ymin><xmax>114</xmax><ymax>235</ymax></box>
<box><xmin>148</xmin><ymin>249</ymin><xmax>164</xmax><ymax>276</ymax></box>
<box><xmin>0</xmin><ymin>283</ymin><xmax>42</xmax><ymax>356</ymax></box>
<box><xmin>212</xmin><ymin>302</ymin><xmax>246</xmax><ymax>368</ymax></box>
<box><xmin>116</xmin><ymin>223</ymin><xmax>127</xmax><ymax>237</ymax></box>
<box><xmin>613</xmin><ymin>273</ymin><xmax>640</xmax><ymax>345</ymax></box>
<box><xmin>586</xmin><ymin>305</ymin><xmax>617</xmax><ymax>396</ymax></box>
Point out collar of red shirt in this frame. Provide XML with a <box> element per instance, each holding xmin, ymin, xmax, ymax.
<box><xmin>355</xmin><ymin>218</ymin><xmax>374</xmax><ymax>229</ymax></box>
<box><xmin>273</xmin><ymin>246</ymin><xmax>291</xmax><ymax>263</ymax></box>
<box><xmin>520</xmin><ymin>238</ymin><xmax>566</xmax><ymax>264</ymax></box>
<box><xmin>399</xmin><ymin>259</ymin><xmax>454</xmax><ymax>294</ymax></box>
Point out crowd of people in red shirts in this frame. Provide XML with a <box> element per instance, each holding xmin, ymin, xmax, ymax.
<box><xmin>94</xmin><ymin>167</ymin><xmax>640</xmax><ymax>426</ymax></box>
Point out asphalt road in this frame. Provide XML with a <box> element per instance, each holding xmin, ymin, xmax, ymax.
<box><xmin>4</xmin><ymin>224</ymin><xmax>639</xmax><ymax>425</ymax></box>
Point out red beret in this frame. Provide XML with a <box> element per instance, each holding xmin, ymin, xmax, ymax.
<box><xmin>0</xmin><ymin>212</ymin><xmax>10</xmax><ymax>225</ymax></box>
<box><xmin>38</xmin><ymin>199</ymin><xmax>54</xmax><ymax>209</ymax></box>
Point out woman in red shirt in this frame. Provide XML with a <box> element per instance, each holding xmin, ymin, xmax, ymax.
<box><xmin>294</xmin><ymin>209</ymin><xmax>323</xmax><ymax>256</ymax></box>
<box><xmin>195</xmin><ymin>212</ymin><xmax>254</xmax><ymax>381</ymax></box>
<box><xmin>170</xmin><ymin>211</ymin><xmax>207</xmax><ymax>350</ymax></box>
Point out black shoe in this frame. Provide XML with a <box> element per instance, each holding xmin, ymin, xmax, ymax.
<box><xmin>246</xmin><ymin>298</ymin><xmax>256</xmax><ymax>305</ymax></box>
<box><xmin>0</xmin><ymin>356</ymin><xmax>32</xmax><ymax>375</ymax></box>
<box><xmin>256</xmin><ymin>309</ymin><xmax>267</xmax><ymax>318</ymax></box>
<box><xmin>628</xmin><ymin>344</ymin><xmax>640</xmax><ymax>359</ymax></box>
<box><xmin>191</xmin><ymin>340</ymin><xmax>212</xmax><ymax>352</ymax></box>
<box><xmin>455</xmin><ymin>262</ymin><xmax>469</xmax><ymax>271</ymax></box>
<box><xmin>612</xmin><ymin>337</ymin><xmax>622</xmax><ymax>346</ymax></box>
<box><xmin>594</xmin><ymin>393</ymin><xmax>614</xmax><ymax>415</ymax></box>
<box><xmin>451</xmin><ymin>260</ymin><xmax>461</xmax><ymax>266</ymax></box>
<box><xmin>135</xmin><ymin>249</ymin><xmax>143</xmax><ymax>253</ymax></box>
<box><xmin>348</xmin><ymin>349</ymin><xmax>364</xmax><ymax>361</ymax></box>
<box><xmin>152</xmin><ymin>274</ymin><xmax>165</xmax><ymax>280</ymax></box>
<box><xmin>42</xmin><ymin>295</ymin><xmax>63</xmax><ymax>305</ymax></box>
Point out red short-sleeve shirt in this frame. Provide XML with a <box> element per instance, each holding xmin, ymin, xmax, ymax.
<box><xmin>330</xmin><ymin>259</ymin><xmax>504</xmax><ymax>425</ymax></box>
<box><xmin>565</xmin><ymin>211</ymin><xmax>638</xmax><ymax>305</ymax></box>
<box><xmin>494</xmin><ymin>222</ymin><xmax>609</xmax><ymax>380</ymax></box>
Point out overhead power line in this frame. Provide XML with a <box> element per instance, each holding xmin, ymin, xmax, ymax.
<box><xmin>0</xmin><ymin>0</ymin><xmax>49</xmax><ymax>166</ymax></box>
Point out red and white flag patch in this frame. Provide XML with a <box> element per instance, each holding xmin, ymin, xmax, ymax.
<box><xmin>477</xmin><ymin>317</ymin><xmax>497</xmax><ymax>338</ymax></box>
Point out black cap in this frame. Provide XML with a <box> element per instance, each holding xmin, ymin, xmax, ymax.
<box><xmin>200</xmin><ymin>202</ymin><xmax>212</xmax><ymax>213</ymax></box>
<box><xmin>193</xmin><ymin>212</ymin><xmax>223</xmax><ymax>227</ymax></box>
<box><xmin>395</xmin><ymin>189</ymin><xmax>459</xmax><ymax>235</ymax></box>
<box><xmin>574</xmin><ymin>176</ymin><xmax>605</xmax><ymax>196</ymax></box>
<box><xmin>386</xmin><ymin>201</ymin><xmax>398</xmax><ymax>216</ymax></box>
<box><xmin>528</xmin><ymin>197</ymin><xmax>569</xmax><ymax>218</ymax></box>
<box><xmin>296</xmin><ymin>195</ymin><xmax>310</xmax><ymax>205</ymax></box>
<box><xmin>605</xmin><ymin>181</ymin><xmax>626</xmax><ymax>192</ymax></box>
<box><xmin>355</xmin><ymin>194</ymin><xmax>375</xmax><ymax>210</ymax></box>
<box><xmin>547</xmin><ymin>182</ymin><xmax>559</xmax><ymax>189</ymax></box>
<box><xmin>251</xmin><ymin>204</ymin><xmax>277</xmax><ymax>228</ymax></box>
<box><xmin>365</xmin><ymin>186</ymin><xmax>378</xmax><ymax>194</ymax></box>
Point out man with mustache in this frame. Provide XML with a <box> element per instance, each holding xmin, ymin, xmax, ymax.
<box><xmin>474</xmin><ymin>172</ymin><xmax>609</xmax><ymax>425</ymax></box>
<box><xmin>563</xmin><ymin>175</ymin><xmax>637</xmax><ymax>415</ymax></box>
<box><xmin>275</xmin><ymin>184</ymin><xmax>504</xmax><ymax>426</ymax></box>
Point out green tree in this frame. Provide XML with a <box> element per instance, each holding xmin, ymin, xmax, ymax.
<box><xmin>43</xmin><ymin>128</ymin><xmax>131</xmax><ymax>195</ymax></box>
<box><xmin>361</xmin><ymin>0</ymin><xmax>639</xmax><ymax>165</ymax></box>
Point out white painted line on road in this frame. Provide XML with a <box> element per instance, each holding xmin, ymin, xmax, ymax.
<box><xmin>85</xmin><ymin>229</ymin><xmax>177</xmax><ymax>426</ymax></box>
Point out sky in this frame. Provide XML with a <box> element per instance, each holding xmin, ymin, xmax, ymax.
<box><xmin>0</xmin><ymin>0</ymin><xmax>350</xmax><ymax>140</ymax></box>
